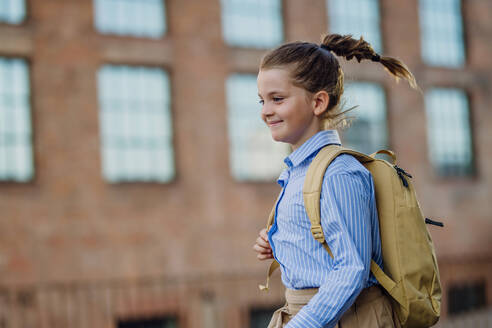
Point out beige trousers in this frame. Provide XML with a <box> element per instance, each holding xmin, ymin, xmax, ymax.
<box><xmin>267</xmin><ymin>286</ymin><xmax>401</xmax><ymax>328</ymax></box>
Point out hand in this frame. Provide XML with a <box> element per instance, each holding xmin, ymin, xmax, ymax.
<box><xmin>253</xmin><ymin>228</ymin><xmax>273</xmax><ymax>260</ymax></box>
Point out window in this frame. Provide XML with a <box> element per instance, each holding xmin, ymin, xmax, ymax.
<box><xmin>341</xmin><ymin>82</ymin><xmax>388</xmax><ymax>154</ymax></box>
<box><xmin>425</xmin><ymin>88</ymin><xmax>473</xmax><ymax>176</ymax></box>
<box><xmin>97</xmin><ymin>65</ymin><xmax>174</xmax><ymax>183</ymax></box>
<box><xmin>419</xmin><ymin>0</ymin><xmax>465</xmax><ymax>67</ymax></box>
<box><xmin>226</xmin><ymin>74</ymin><xmax>289</xmax><ymax>181</ymax></box>
<box><xmin>118</xmin><ymin>316</ymin><xmax>178</xmax><ymax>328</ymax></box>
<box><xmin>0</xmin><ymin>57</ymin><xmax>33</xmax><ymax>182</ymax></box>
<box><xmin>0</xmin><ymin>0</ymin><xmax>26</xmax><ymax>24</ymax></box>
<box><xmin>250</xmin><ymin>307</ymin><xmax>278</xmax><ymax>328</ymax></box>
<box><xmin>448</xmin><ymin>281</ymin><xmax>486</xmax><ymax>315</ymax></box>
<box><xmin>220</xmin><ymin>0</ymin><xmax>283</xmax><ymax>48</ymax></box>
<box><xmin>94</xmin><ymin>0</ymin><xmax>166</xmax><ymax>38</ymax></box>
<box><xmin>327</xmin><ymin>0</ymin><xmax>382</xmax><ymax>53</ymax></box>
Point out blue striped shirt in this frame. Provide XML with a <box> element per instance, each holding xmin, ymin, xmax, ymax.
<box><xmin>268</xmin><ymin>130</ymin><xmax>383</xmax><ymax>328</ymax></box>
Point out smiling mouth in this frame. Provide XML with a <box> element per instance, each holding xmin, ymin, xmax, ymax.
<box><xmin>267</xmin><ymin>120</ymin><xmax>283</xmax><ymax>126</ymax></box>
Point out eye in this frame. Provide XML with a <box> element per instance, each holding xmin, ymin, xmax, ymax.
<box><xmin>259</xmin><ymin>99</ymin><xmax>264</xmax><ymax>105</ymax></box>
<box><xmin>272</xmin><ymin>97</ymin><xmax>284</xmax><ymax>102</ymax></box>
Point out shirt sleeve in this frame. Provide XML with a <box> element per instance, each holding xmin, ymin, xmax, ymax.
<box><xmin>285</xmin><ymin>168</ymin><xmax>374</xmax><ymax>328</ymax></box>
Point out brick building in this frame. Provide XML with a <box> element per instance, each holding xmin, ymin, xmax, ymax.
<box><xmin>0</xmin><ymin>0</ymin><xmax>491</xmax><ymax>327</ymax></box>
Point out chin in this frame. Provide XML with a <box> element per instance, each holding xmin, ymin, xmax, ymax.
<box><xmin>270</xmin><ymin>133</ymin><xmax>289</xmax><ymax>144</ymax></box>
<box><xmin>269</xmin><ymin>131</ymin><xmax>283</xmax><ymax>142</ymax></box>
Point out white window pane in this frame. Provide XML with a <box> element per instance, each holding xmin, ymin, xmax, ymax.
<box><xmin>327</xmin><ymin>0</ymin><xmax>382</xmax><ymax>53</ymax></box>
<box><xmin>0</xmin><ymin>142</ymin><xmax>6</xmax><ymax>175</ymax></box>
<box><xmin>97</xmin><ymin>65</ymin><xmax>174</xmax><ymax>183</ymax></box>
<box><xmin>94</xmin><ymin>0</ymin><xmax>166</xmax><ymax>38</ymax></box>
<box><xmin>0</xmin><ymin>0</ymin><xmax>26</xmax><ymax>24</ymax></box>
<box><xmin>341</xmin><ymin>82</ymin><xmax>388</xmax><ymax>154</ymax></box>
<box><xmin>14</xmin><ymin>144</ymin><xmax>33</xmax><ymax>181</ymax></box>
<box><xmin>226</xmin><ymin>74</ymin><xmax>289</xmax><ymax>181</ymax></box>
<box><xmin>425</xmin><ymin>88</ymin><xmax>473</xmax><ymax>176</ymax></box>
<box><xmin>419</xmin><ymin>0</ymin><xmax>465</xmax><ymax>67</ymax></box>
<box><xmin>125</xmin><ymin>148</ymin><xmax>139</xmax><ymax>179</ymax></box>
<box><xmin>220</xmin><ymin>0</ymin><xmax>283</xmax><ymax>48</ymax></box>
<box><xmin>14</xmin><ymin>106</ymin><xmax>29</xmax><ymax>134</ymax></box>
<box><xmin>0</xmin><ymin>57</ymin><xmax>34</xmax><ymax>182</ymax></box>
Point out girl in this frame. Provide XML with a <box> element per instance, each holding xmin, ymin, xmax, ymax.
<box><xmin>253</xmin><ymin>34</ymin><xmax>416</xmax><ymax>328</ymax></box>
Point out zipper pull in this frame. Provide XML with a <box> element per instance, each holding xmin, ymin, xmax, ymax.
<box><xmin>394</xmin><ymin>165</ymin><xmax>412</xmax><ymax>188</ymax></box>
<box><xmin>425</xmin><ymin>218</ymin><xmax>444</xmax><ymax>227</ymax></box>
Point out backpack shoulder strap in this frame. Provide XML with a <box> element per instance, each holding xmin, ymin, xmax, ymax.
<box><xmin>266</xmin><ymin>204</ymin><xmax>276</xmax><ymax>231</ymax></box>
<box><xmin>303</xmin><ymin>145</ymin><xmax>375</xmax><ymax>258</ymax></box>
<box><xmin>259</xmin><ymin>203</ymin><xmax>280</xmax><ymax>291</ymax></box>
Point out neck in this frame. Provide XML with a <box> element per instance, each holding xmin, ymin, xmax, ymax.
<box><xmin>290</xmin><ymin>119</ymin><xmax>323</xmax><ymax>150</ymax></box>
<box><xmin>290</xmin><ymin>129</ymin><xmax>322</xmax><ymax>151</ymax></box>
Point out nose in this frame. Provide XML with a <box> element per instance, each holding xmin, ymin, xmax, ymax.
<box><xmin>261</xmin><ymin>101</ymin><xmax>274</xmax><ymax>117</ymax></box>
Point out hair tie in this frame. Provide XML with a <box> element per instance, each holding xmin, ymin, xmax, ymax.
<box><xmin>371</xmin><ymin>54</ymin><xmax>381</xmax><ymax>62</ymax></box>
<box><xmin>320</xmin><ymin>44</ymin><xmax>332</xmax><ymax>52</ymax></box>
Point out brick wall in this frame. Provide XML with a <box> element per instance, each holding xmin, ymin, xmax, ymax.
<box><xmin>0</xmin><ymin>0</ymin><xmax>490</xmax><ymax>326</ymax></box>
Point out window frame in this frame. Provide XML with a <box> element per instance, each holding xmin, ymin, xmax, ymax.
<box><xmin>0</xmin><ymin>56</ymin><xmax>34</xmax><ymax>183</ymax></box>
<box><xmin>0</xmin><ymin>0</ymin><xmax>27</xmax><ymax>25</ymax></box>
<box><xmin>418</xmin><ymin>0</ymin><xmax>467</xmax><ymax>68</ymax></box>
<box><xmin>448</xmin><ymin>280</ymin><xmax>486</xmax><ymax>316</ymax></box>
<box><xmin>220</xmin><ymin>0</ymin><xmax>284</xmax><ymax>49</ymax></box>
<box><xmin>424</xmin><ymin>86</ymin><xmax>475</xmax><ymax>178</ymax></box>
<box><xmin>96</xmin><ymin>63</ymin><xmax>175</xmax><ymax>184</ymax></box>
<box><xmin>93</xmin><ymin>0</ymin><xmax>167</xmax><ymax>39</ymax></box>
<box><xmin>326</xmin><ymin>0</ymin><xmax>384</xmax><ymax>53</ymax></box>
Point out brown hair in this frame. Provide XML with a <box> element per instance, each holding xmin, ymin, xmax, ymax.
<box><xmin>260</xmin><ymin>34</ymin><xmax>417</xmax><ymax>129</ymax></box>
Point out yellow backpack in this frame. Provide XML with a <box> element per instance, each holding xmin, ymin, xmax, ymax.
<box><xmin>260</xmin><ymin>145</ymin><xmax>443</xmax><ymax>328</ymax></box>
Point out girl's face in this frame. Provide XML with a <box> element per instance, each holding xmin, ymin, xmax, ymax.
<box><xmin>257</xmin><ymin>68</ymin><xmax>321</xmax><ymax>150</ymax></box>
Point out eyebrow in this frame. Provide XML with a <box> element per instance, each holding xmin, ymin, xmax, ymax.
<box><xmin>258</xmin><ymin>90</ymin><xmax>285</xmax><ymax>98</ymax></box>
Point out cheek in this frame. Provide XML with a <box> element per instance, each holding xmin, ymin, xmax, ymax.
<box><xmin>285</xmin><ymin>104</ymin><xmax>311</xmax><ymax>124</ymax></box>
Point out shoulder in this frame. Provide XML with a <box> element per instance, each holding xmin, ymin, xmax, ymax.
<box><xmin>323</xmin><ymin>154</ymin><xmax>373</xmax><ymax>191</ymax></box>
<box><xmin>325</xmin><ymin>153</ymin><xmax>369</xmax><ymax>177</ymax></box>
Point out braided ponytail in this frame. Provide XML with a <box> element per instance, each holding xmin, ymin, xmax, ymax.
<box><xmin>321</xmin><ymin>34</ymin><xmax>417</xmax><ymax>89</ymax></box>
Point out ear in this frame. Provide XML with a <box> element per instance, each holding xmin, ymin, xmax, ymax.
<box><xmin>312</xmin><ymin>90</ymin><xmax>330</xmax><ymax>116</ymax></box>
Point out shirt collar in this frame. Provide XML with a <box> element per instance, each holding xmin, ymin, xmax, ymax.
<box><xmin>284</xmin><ymin>130</ymin><xmax>342</xmax><ymax>168</ymax></box>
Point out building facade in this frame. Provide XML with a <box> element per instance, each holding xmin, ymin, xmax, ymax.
<box><xmin>0</xmin><ymin>0</ymin><xmax>491</xmax><ymax>327</ymax></box>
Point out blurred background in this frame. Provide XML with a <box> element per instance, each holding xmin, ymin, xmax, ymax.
<box><xmin>0</xmin><ymin>0</ymin><xmax>491</xmax><ymax>327</ymax></box>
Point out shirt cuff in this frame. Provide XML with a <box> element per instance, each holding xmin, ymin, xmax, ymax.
<box><xmin>285</xmin><ymin>306</ymin><xmax>328</xmax><ymax>328</ymax></box>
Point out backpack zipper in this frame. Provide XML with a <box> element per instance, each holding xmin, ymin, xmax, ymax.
<box><xmin>394</xmin><ymin>165</ymin><xmax>412</xmax><ymax>188</ymax></box>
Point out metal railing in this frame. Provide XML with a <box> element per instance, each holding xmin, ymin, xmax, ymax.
<box><xmin>435</xmin><ymin>308</ymin><xmax>492</xmax><ymax>328</ymax></box>
<box><xmin>0</xmin><ymin>272</ymin><xmax>283</xmax><ymax>328</ymax></box>
<box><xmin>0</xmin><ymin>277</ymin><xmax>186</xmax><ymax>328</ymax></box>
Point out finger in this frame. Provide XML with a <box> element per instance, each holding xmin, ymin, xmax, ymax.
<box><xmin>252</xmin><ymin>244</ymin><xmax>264</xmax><ymax>253</ymax></box>
<box><xmin>256</xmin><ymin>237</ymin><xmax>270</xmax><ymax>248</ymax></box>
<box><xmin>257</xmin><ymin>253</ymin><xmax>274</xmax><ymax>260</ymax></box>
<box><xmin>253</xmin><ymin>244</ymin><xmax>272</xmax><ymax>254</ymax></box>
<box><xmin>260</xmin><ymin>228</ymin><xmax>269</xmax><ymax>242</ymax></box>
<box><xmin>256</xmin><ymin>236</ymin><xmax>270</xmax><ymax>249</ymax></box>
